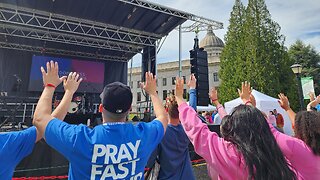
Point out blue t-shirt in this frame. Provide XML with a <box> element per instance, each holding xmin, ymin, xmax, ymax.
<box><xmin>45</xmin><ymin>119</ymin><xmax>164</xmax><ymax>180</ymax></box>
<box><xmin>0</xmin><ymin>127</ymin><xmax>37</xmax><ymax>180</ymax></box>
<box><xmin>148</xmin><ymin>124</ymin><xmax>195</xmax><ymax>180</ymax></box>
<box><xmin>316</xmin><ymin>104</ymin><xmax>320</xmax><ymax>111</ymax></box>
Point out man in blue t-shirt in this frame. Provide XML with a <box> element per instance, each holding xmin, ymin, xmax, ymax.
<box><xmin>33</xmin><ymin>61</ymin><xmax>168</xmax><ymax>180</ymax></box>
<box><xmin>0</xmin><ymin>70</ymin><xmax>81</xmax><ymax>180</ymax></box>
<box><xmin>0</xmin><ymin>127</ymin><xmax>38</xmax><ymax>179</ymax></box>
<box><xmin>147</xmin><ymin>93</ymin><xmax>195</xmax><ymax>179</ymax></box>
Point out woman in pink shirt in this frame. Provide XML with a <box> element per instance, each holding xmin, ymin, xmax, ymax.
<box><xmin>219</xmin><ymin>86</ymin><xmax>319</xmax><ymax>179</ymax></box>
<box><xmin>274</xmin><ymin>93</ymin><xmax>320</xmax><ymax>179</ymax></box>
<box><xmin>175</xmin><ymin>77</ymin><xmax>296</xmax><ymax>180</ymax></box>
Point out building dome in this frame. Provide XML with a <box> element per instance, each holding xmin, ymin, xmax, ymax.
<box><xmin>200</xmin><ymin>26</ymin><xmax>224</xmax><ymax>48</ymax></box>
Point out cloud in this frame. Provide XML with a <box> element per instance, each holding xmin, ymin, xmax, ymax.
<box><xmin>130</xmin><ymin>0</ymin><xmax>320</xmax><ymax>67</ymax></box>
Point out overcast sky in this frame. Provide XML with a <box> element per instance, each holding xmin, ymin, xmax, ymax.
<box><xmin>129</xmin><ymin>0</ymin><xmax>320</xmax><ymax>67</ymax></box>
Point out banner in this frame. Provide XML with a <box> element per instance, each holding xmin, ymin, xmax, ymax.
<box><xmin>301</xmin><ymin>77</ymin><xmax>315</xmax><ymax>99</ymax></box>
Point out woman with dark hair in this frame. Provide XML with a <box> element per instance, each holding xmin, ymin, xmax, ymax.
<box><xmin>175</xmin><ymin>77</ymin><xmax>297</xmax><ymax>179</ymax></box>
<box><xmin>272</xmin><ymin>93</ymin><xmax>320</xmax><ymax>179</ymax></box>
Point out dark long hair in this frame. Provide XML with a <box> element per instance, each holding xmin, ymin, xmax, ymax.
<box><xmin>220</xmin><ymin>105</ymin><xmax>296</xmax><ymax>180</ymax></box>
<box><xmin>294</xmin><ymin>111</ymin><xmax>320</xmax><ymax>155</ymax></box>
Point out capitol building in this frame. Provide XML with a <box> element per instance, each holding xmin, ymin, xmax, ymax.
<box><xmin>128</xmin><ymin>27</ymin><xmax>224</xmax><ymax>112</ymax></box>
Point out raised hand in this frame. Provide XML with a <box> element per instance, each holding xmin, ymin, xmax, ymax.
<box><xmin>187</xmin><ymin>74</ymin><xmax>197</xmax><ymax>89</ymax></box>
<box><xmin>278</xmin><ymin>93</ymin><xmax>290</xmax><ymax>111</ymax></box>
<box><xmin>250</xmin><ymin>94</ymin><xmax>256</xmax><ymax>107</ymax></box>
<box><xmin>63</xmin><ymin>72</ymin><xmax>83</xmax><ymax>93</ymax></box>
<box><xmin>175</xmin><ymin>76</ymin><xmax>184</xmax><ymax>99</ymax></box>
<box><xmin>238</xmin><ymin>81</ymin><xmax>251</xmax><ymax>103</ymax></box>
<box><xmin>315</xmin><ymin>95</ymin><xmax>320</xmax><ymax>104</ymax></box>
<box><xmin>40</xmin><ymin>61</ymin><xmax>67</xmax><ymax>87</ymax></box>
<box><xmin>308</xmin><ymin>92</ymin><xmax>315</xmax><ymax>101</ymax></box>
<box><xmin>307</xmin><ymin>94</ymin><xmax>320</xmax><ymax>111</ymax></box>
<box><xmin>209</xmin><ymin>87</ymin><xmax>219</xmax><ymax>105</ymax></box>
<box><xmin>140</xmin><ymin>72</ymin><xmax>157</xmax><ymax>95</ymax></box>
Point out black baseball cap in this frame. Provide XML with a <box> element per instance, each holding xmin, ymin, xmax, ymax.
<box><xmin>100</xmin><ymin>82</ymin><xmax>133</xmax><ymax>114</ymax></box>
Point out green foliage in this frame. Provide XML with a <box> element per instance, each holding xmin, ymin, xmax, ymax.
<box><xmin>219</xmin><ymin>0</ymin><xmax>299</xmax><ymax>110</ymax></box>
<box><xmin>288</xmin><ymin>40</ymin><xmax>320</xmax><ymax>94</ymax></box>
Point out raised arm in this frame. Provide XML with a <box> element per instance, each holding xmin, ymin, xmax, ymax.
<box><xmin>187</xmin><ymin>74</ymin><xmax>197</xmax><ymax>111</ymax></box>
<box><xmin>175</xmin><ymin>77</ymin><xmax>221</xmax><ymax>162</ymax></box>
<box><xmin>307</xmin><ymin>95</ymin><xmax>320</xmax><ymax>111</ymax></box>
<box><xmin>33</xmin><ymin>61</ymin><xmax>66</xmax><ymax>137</ymax></box>
<box><xmin>141</xmin><ymin>72</ymin><xmax>168</xmax><ymax>132</ymax></box>
<box><xmin>209</xmin><ymin>87</ymin><xmax>227</xmax><ymax>119</ymax></box>
<box><xmin>278</xmin><ymin>93</ymin><xmax>296</xmax><ymax>126</ymax></box>
<box><xmin>51</xmin><ymin>72</ymin><xmax>82</xmax><ymax>120</ymax></box>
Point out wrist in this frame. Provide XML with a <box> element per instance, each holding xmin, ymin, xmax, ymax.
<box><xmin>65</xmin><ymin>90</ymin><xmax>75</xmax><ymax>95</ymax></box>
<box><xmin>212</xmin><ymin>99</ymin><xmax>219</xmax><ymax>106</ymax></box>
<box><xmin>149</xmin><ymin>91</ymin><xmax>157</xmax><ymax>96</ymax></box>
<box><xmin>241</xmin><ymin>98</ymin><xmax>250</xmax><ymax>104</ymax></box>
<box><xmin>44</xmin><ymin>83</ymin><xmax>56</xmax><ymax>89</ymax></box>
<box><xmin>244</xmin><ymin>101</ymin><xmax>252</xmax><ymax>106</ymax></box>
<box><xmin>285</xmin><ymin>107</ymin><xmax>292</xmax><ymax>111</ymax></box>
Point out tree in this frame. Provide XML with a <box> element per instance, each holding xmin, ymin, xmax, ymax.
<box><xmin>288</xmin><ymin>40</ymin><xmax>320</xmax><ymax>94</ymax></box>
<box><xmin>219</xmin><ymin>0</ymin><xmax>246</xmax><ymax>101</ymax></box>
<box><xmin>219</xmin><ymin>0</ymin><xmax>299</xmax><ymax>109</ymax></box>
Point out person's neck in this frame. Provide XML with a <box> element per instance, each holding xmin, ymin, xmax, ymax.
<box><xmin>102</xmin><ymin>118</ymin><xmax>126</xmax><ymax>124</ymax></box>
<box><xmin>169</xmin><ymin>118</ymin><xmax>180</xmax><ymax>126</ymax></box>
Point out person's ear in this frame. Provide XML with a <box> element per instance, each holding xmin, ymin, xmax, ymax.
<box><xmin>99</xmin><ymin>104</ymin><xmax>103</xmax><ymax>113</ymax></box>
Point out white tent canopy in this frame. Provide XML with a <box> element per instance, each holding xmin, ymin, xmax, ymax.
<box><xmin>186</xmin><ymin>102</ymin><xmax>216</xmax><ymax>112</ymax></box>
<box><xmin>224</xmin><ymin>90</ymin><xmax>293</xmax><ymax>135</ymax></box>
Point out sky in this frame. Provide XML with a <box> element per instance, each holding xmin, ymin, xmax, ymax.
<box><xmin>129</xmin><ymin>0</ymin><xmax>320</xmax><ymax>67</ymax></box>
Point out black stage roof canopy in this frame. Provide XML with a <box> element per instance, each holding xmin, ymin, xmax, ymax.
<box><xmin>0</xmin><ymin>0</ymin><xmax>223</xmax><ymax>62</ymax></box>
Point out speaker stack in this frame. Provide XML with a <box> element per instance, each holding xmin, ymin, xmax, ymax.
<box><xmin>190</xmin><ymin>36</ymin><xmax>210</xmax><ymax>106</ymax></box>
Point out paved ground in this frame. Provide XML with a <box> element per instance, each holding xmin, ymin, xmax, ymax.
<box><xmin>193</xmin><ymin>163</ymin><xmax>210</xmax><ymax>180</ymax></box>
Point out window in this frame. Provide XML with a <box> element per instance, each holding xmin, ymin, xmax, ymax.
<box><xmin>183</xmin><ymin>89</ymin><xmax>187</xmax><ymax>99</ymax></box>
<box><xmin>163</xmin><ymin>90</ymin><xmax>167</xmax><ymax>100</ymax></box>
<box><xmin>137</xmin><ymin>92</ymin><xmax>141</xmax><ymax>102</ymax></box>
<box><xmin>183</xmin><ymin>76</ymin><xmax>186</xmax><ymax>84</ymax></box>
<box><xmin>163</xmin><ymin>78</ymin><xmax>167</xmax><ymax>86</ymax></box>
<box><xmin>172</xmin><ymin>77</ymin><xmax>176</xmax><ymax>85</ymax></box>
<box><xmin>213</xmin><ymin>72</ymin><xmax>219</xmax><ymax>82</ymax></box>
<box><xmin>137</xmin><ymin>81</ymin><xmax>140</xmax><ymax>88</ymax></box>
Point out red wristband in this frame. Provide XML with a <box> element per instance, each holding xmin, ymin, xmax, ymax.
<box><xmin>44</xmin><ymin>83</ymin><xmax>56</xmax><ymax>89</ymax></box>
<box><xmin>211</xmin><ymin>98</ymin><xmax>218</xmax><ymax>102</ymax></box>
<box><xmin>245</xmin><ymin>101</ymin><xmax>252</xmax><ymax>105</ymax></box>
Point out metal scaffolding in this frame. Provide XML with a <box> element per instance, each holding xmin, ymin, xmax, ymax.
<box><xmin>0</xmin><ymin>0</ymin><xmax>223</xmax><ymax>62</ymax></box>
<box><xmin>0</xmin><ymin>24</ymin><xmax>142</xmax><ymax>54</ymax></box>
<box><xmin>117</xmin><ymin>0</ymin><xmax>223</xmax><ymax>30</ymax></box>
<box><xmin>0</xmin><ymin>42</ymin><xmax>128</xmax><ymax>62</ymax></box>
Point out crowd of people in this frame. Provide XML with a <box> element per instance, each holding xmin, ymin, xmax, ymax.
<box><xmin>0</xmin><ymin>61</ymin><xmax>320</xmax><ymax>179</ymax></box>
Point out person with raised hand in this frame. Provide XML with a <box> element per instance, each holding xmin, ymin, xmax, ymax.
<box><xmin>274</xmin><ymin>93</ymin><xmax>320</xmax><ymax>179</ymax></box>
<box><xmin>176</xmin><ymin>77</ymin><xmax>297</xmax><ymax>180</ymax></box>
<box><xmin>146</xmin><ymin>89</ymin><xmax>195</xmax><ymax>179</ymax></box>
<box><xmin>34</xmin><ymin>66</ymin><xmax>167</xmax><ymax>180</ymax></box>
<box><xmin>140</xmin><ymin>72</ymin><xmax>168</xmax><ymax>131</ymax></box>
<box><xmin>307</xmin><ymin>93</ymin><xmax>320</xmax><ymax>112</ymax></box>
<box><xmin>187</xmin><ymin>74</ymin><xmax>197</xmax><ymax>111</ymax></box>
<box><xmin>0</xmin><ymin>61</ymin><xmax>82</xmax><ymax>180</ymax></box>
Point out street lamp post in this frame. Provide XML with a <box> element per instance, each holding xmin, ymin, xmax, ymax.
<box><xmin>290</xmin><ymin>64</ymin><xmax>304</xmax><ymax>110</ymax></box>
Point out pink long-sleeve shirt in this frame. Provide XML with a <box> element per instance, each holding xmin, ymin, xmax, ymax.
<box><xmin>178</xmin><ymin>102</ymin><xmax>248</xmax><ymax>179</ymax></box>
<box><xmin>269</xmin><ymin>124</ymin><xmax>320</xmax><ymax>179</ymax></box>
<box><xmin>217</xmin><ymin>105</ymin><xmax>319</xmax><ymax>179</ymax></box>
